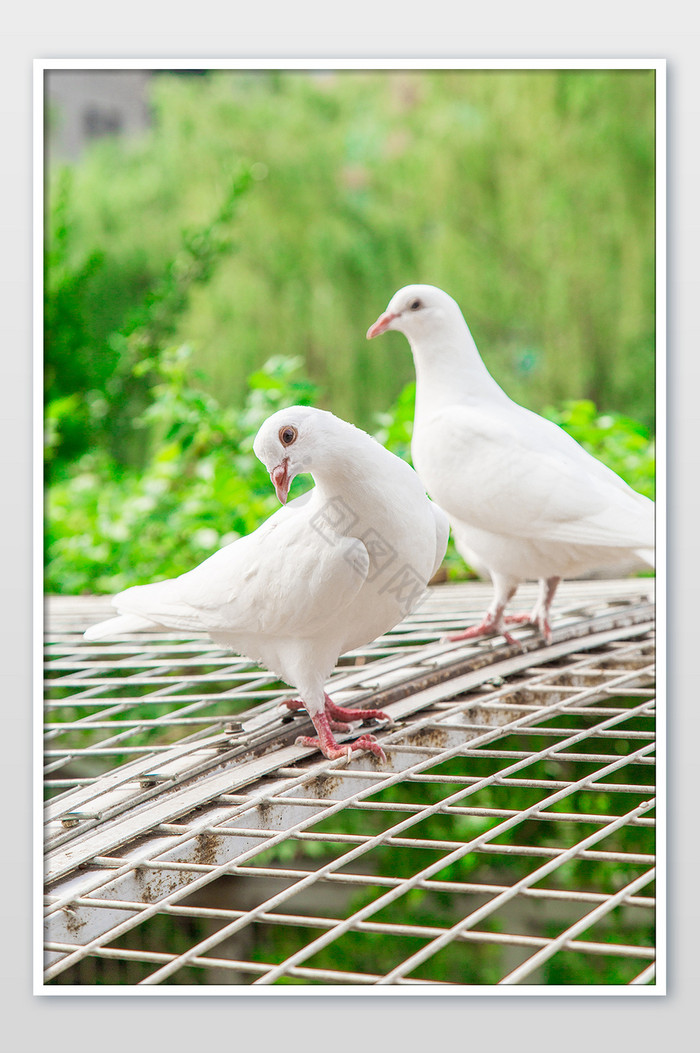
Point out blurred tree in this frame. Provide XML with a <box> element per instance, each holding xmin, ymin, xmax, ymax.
<box><xmin>45</xmin><ymin>157</ymin><xmax>253</xmax><ymax>476</ymax></box>
<box><xmin>45</xmin><ymin>67</ymin><xmax>656</xmax><ymax>477</ymax></box>
<box><xmin>43</xmin><ymin>71</ymin><xmax>657</xmax><ymax>988</ymax></box>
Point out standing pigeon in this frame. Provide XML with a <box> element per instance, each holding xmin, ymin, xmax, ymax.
<box><xmin>84</xmin><ymin>406</ymin><xmax>449</xmax><ymax>760</ymax></box>
<box><xmin>367</xmin><ymin>284</ymin><xmax>654</xmax><ymax>644</ymax></box>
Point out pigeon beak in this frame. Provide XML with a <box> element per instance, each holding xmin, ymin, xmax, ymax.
<box><xmin>366</xmin><ymin>310</ymin><xmax>398</xmax><ymax>339</ymax></box>
<box><xmin>271</xmin><ymin>460</ymin><xmax>291</xmax><ymax>504</ymax></box>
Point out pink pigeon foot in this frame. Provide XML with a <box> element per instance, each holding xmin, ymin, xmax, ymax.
<box><xmin>281</xmin><ymin>697</ymin><xmax>351</xmax><ymax>732</ymax></box>
<box><xmin>282</xmin><ymin>693</ymin><xmax>390</xmax><ymax>761</ymax></box>
<box><xmin>501</xmin><ymin>577</ymin><xmax>559</xmax><ymax>644</ymax></box>
<box><xmin>296</xmin><ymin>710</ymin><xmax>388</xmax><ymax>762</ymax></box>
<box><xmin>446</xmin><ymin>613</ymin><xmax>519</xmax><ymax>647</ymax></box>
<box><xmin>503</xmin><ymin>611</ymin><xmax>553</xmax><ymax>645</ymax></box>
<box><xmin>281</xmin><ymin>693</ymin><xmax>391</xmax><ymax>725</ymax></box>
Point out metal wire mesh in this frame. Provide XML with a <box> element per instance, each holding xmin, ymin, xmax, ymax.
<box><xmin>43</xmin><ymin>579</ymin><xmax>657</xmax><ymax>987</ymax></box>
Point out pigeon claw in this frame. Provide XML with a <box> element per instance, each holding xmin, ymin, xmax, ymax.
<box><xmin>323</xmin><ymin>694</ymin><xmax>391</xmax><ymax>726</ymax></box>
<box><xmin>444</xmin><ymin>614</ymin><xmax>519</xmax><ymax>647</ymax></box>
<box><xmin>280</xmin><ymin>698</ymin><xmax>306</xmax><ymax>714</ymax></box>
<box><xmin>349</xmin><ymin>735</ymin><xmax>387</xmax><ymax>763</ymax></box>
<box><xmin>503</xmin><ymin>612</ymin><xmax>553</xmax><ymax>645</ymax></box>
<box><xmin>295</xmin><ymin>732</ymin><xmax>387</xmax><ymax>763</ymax></box>
<box><xmin>281</xmin><ymin>694</ymin><xmax>392</xmax><ymax>726</ymax></box>
<box><xmin>329</xmin><ymin>719</ymin><xmax>353</xmax><ymax>733</ymax></box>
<box><xmin>286</xmin><ymin>693</ymin><xmax>389</xmax><ymax>761</ymax></box>
<box><xmin>295</xmin><ymin>697</ymin><xmax>388</xmax><ymax>762</ymax></box>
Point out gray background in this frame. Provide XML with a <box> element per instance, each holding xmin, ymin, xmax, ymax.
<box><xmin>4</xmin><ymin>7</ymin><xmax>696</xmax><ymax>1051</ymax></box>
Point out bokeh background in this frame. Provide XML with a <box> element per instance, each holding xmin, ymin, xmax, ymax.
<box><xmin>42</xmin><ymin>64</ymin><xmax>659</xmax><ymax>990</ymax></box>
<box><xmin>44</xmin><ymin>67</ymin><xmax>656</xmax><ymax>594</ymax></box>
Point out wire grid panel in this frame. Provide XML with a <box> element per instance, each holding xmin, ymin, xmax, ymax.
<box><xmin>43</xmin><ymin>579</ymin><xmax>656</xmax><ymax>988</ymax></box>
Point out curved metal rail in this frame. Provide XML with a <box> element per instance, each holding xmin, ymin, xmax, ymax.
<box><xmin>43</xmin><ymin>579</ymin><xmax>657</xmax><ymax>988</ymax></box>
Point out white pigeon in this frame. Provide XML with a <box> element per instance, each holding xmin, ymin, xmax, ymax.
<box><xmin>367</xmin><ymin>284</ymin><xmax>654</xmax><ymax>644</ymax></box>
<box><xmin>84</xmin><ymin>405</ymin><xmax>449</xmax><ymax>760</ymax></box>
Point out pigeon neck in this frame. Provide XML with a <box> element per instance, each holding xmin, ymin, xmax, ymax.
<box><xmin>309</xmin><ymin>435</ymin><xmax>407</xmax><ymax>523</ymax></box>
<box><xmin>409</xmin><ymin>324</ymin><xmax>504</xmax><ymax>419</ymax></box>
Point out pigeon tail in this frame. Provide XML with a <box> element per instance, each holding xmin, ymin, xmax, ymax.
<box><xmin>83</xmin><ymin>614</ymin><xmax>155</xmax><ymax>641</ymax></box>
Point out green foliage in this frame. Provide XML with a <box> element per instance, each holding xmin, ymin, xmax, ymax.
<box><xmin>46</xmin><ymin>68</ymin><xmax>656</xmax><ymax>446</ymax></box>
<box><xmin>45</xmin><ymin>160</ymin><xmax>253</xmax><ymax>474</ymax></box>
<box><xmin>45</xmin><ymin>70</ymin><xmax>656</xmax><ymax>592</ymax></box>
<box><xmin>373</xmin><ymin>380</ymin><xmax>416</xmax><ymax>463</ymax></box>
<box><xmin>45</xmin><ymin>351</ymin><xmax>317</xmax><ymax>594</ymax></box>
<box><xmin>45</xmin><ymin>352</ymin><xmax>655</xmax><ymax>595</ymax></box>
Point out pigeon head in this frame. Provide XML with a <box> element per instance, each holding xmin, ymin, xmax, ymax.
<box><xmin>253</xmin><ymin>405</ymin><xmax>334</xmax><ymax>504</ymax></box>
<box><xmin>366</xmin><ymin>284</ymin><xmax>462</xmax><ymax>343</ymax></box>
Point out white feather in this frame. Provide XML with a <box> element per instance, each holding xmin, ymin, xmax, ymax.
<box><xmin>85</xmin><ymin>406</ymin><xmax>448</xmax><ymax>738</ymax></box>
<box><xmin>368</xmin><ymin>284</ymin><xmax>654</xmax><ymax>640</ymax></box>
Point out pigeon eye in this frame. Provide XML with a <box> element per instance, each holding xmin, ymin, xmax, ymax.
<box><xmin>410</xmin><ymin>299</ymin><xmax>422</xmax><ymax>311</ymax></box>
<box><xmin>279</xmin><ymin>425</ymin><xmax>298</xmax><ymax>447</ymax></box>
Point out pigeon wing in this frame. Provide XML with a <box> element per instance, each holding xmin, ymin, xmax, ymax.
<box><xmin>427</xmin><ymin>404</ymin><xmax>652</xmax><ymax>551</ymax></box>
<box><xmin>111</xmin><ymin>507</ymin><xmax>371</xmax><ymax>640</ymax></box>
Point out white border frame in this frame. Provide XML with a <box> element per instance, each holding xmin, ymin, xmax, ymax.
<box><xmin>34</xmin><ymin>58</ymin><xmax>666</xmax><ymax>997</ymax></box>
